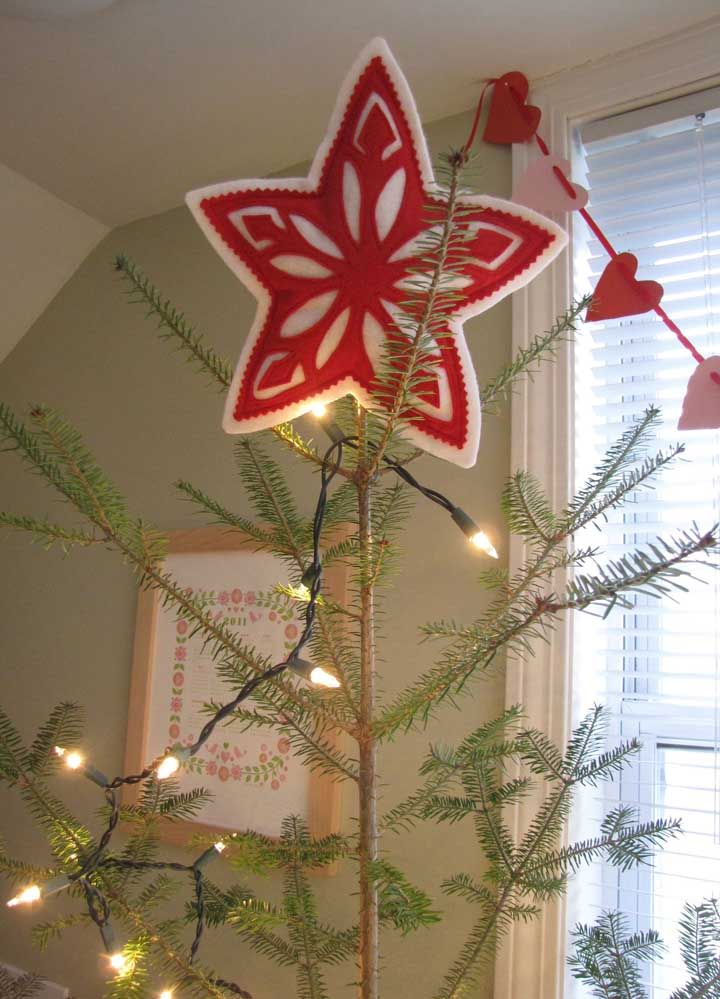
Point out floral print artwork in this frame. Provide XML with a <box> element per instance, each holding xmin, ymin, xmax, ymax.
<box><xmin>145</xmin><ymin>550</ymin><xmax>311</xmax><ymax>835</ymax></box>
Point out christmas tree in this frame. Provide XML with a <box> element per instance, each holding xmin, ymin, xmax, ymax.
<box><xmin>1</xmin><ymin>39</ymin><xmax>718</xmax><ymax>999</ymax></box>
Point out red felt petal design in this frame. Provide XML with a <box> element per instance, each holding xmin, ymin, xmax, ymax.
<box><xmin>186</xmin><ymin>39</ymin><xmax>567</xmax><ymax>467</ymax></box>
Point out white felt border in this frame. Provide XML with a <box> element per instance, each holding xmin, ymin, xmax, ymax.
<box><xmin>186</xmin><ymin>37</ymin><xmax>567</xmax><ymax>468</ymax></box>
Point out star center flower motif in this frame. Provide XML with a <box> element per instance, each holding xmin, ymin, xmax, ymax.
<box><xmin>186</xmin><ymin>38</ymin><xmax>567</xmax><ymax>467</ymax></box>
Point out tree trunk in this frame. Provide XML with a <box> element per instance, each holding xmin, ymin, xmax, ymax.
<box><xmin>357</xmin><ymin>471</ymin><xmax>379</xmax><ymax>999</ymax></box>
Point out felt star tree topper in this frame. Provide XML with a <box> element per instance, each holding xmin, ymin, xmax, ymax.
<box><xmin>187</xmin><ymin>38</ymin><xmax>567</xmax><ymax>467</ymax></box>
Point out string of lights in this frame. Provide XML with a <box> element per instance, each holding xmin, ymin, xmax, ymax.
<box><xmin>6</xmin><ymin>411</ymin><xmax>496</xmax><ymax>996</ymax></box>
<box><xmin>310</xmin><ymin>406</ymin><xmax>498</xmax><ymax>558</ymax></box>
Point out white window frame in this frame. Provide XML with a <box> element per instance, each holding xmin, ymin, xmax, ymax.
<box><xmin>495</xmin><ymin>17</ymin><xmax>720</xmax><ymax>999</ymax></box>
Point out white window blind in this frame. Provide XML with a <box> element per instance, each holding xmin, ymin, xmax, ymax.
<box><xmin>569</xmin><ymin>91</ymin><xmax>720</xmax><ymax>998</ymax></box>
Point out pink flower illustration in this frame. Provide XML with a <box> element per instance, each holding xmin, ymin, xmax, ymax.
<box><xmin>176</xmin><ymin>620</ymin><xmax>188</xmax><ymax>635</ymax></box>
<box><xmin>173</xmin><ymin>671</ymin><xmax>184</xmax><ymax>687</ymax></box>
<box><xmin>269</xmin><ymin>610</ymin><xmax>277</xmax><ymax>621</ymax></box>
<box><xmin>219</xmin><ymin>591</ymin><xmax>229</xmax><ymax>605</ymax></box>
<box><xmin>175</xmin><ymin>646</ymin><xmax>187</xmax><ymax>661</ymax></box>
<box><xmin>277</xmin><ymin>737</ymin><xmax>291</xmax><ymax>755</ymax></box>
<box><xmin>284</xmin><ymin>623</ymin><xmax>298</xmax><ymax>640</ymax></box>
<box><xmin>245</xmin><ymin>591</ymin><xmax>256</xmax><ymax>606</ymax></box>
<box><xmin>280</xmin><ymin>772</ymin><xmax>287</xmax><ymax>782</ymax></box>
<box><xmin>168</xmin><ymin>723</ymin><xmax>180</xmax><ymax>740</ymax></box>
<box><xmin>231</xmin><ymin>588</ymin><xmax>242</xmax><ymax>603</ymax></box>
<box><xmin>260</xmin><ymin>753</ymin><xmax>268</xmax><ymax>763</ymax></box>
<box><xmin>205</xmin><ymin>760</ymin><xmax>218</xmax><ymax>776</ymax></box>
<box><xmin>271</xmin><ymin>779</ymin><xmax>280</xmax><ymax>791</ymax></box>
<box><xmin>218</xmin><ymin>766</ymin><xmax>229</xmax><ymax>782</ymax></box>
<box><xmin>231</xmin><ymin>765</ymin><xmax>243</xmax><ymax>780</ymax></box>
<box><xmin>171</xmin><ymin>697</ymin><xmax>183</xmax><ymax>712</ymax></box>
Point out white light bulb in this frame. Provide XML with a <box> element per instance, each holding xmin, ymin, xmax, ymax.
<box><xmin>469</xmin><ymin>531</ymin><xmax>499</xmax><ymax>559</ymax></box>
<box><xmin>308</xmin><ymin>402</ymin><xmax>327</xmax><ymax>418</ymax></box>
<box><xmin>109</xmin><ymin>952</ymin><xmax>129</xmax><ymax>974</ymax></box>
<box><xmin>309</xmin><ymin>666</ymin><xmax>341</xmax><ymax>689</ymax></box>
<box><xmin>156</xmin><ymin>754</ymin><xmax>180</xmax><ymax>780</ymax></box>
<box><xmin>7</xmin><ymin>885</ymin><xmax>41</xmax><ymax>907</ymax></box>
<box><xmin>214</xmin><ymin>841</ymin><xmax>226</xmax><ymax>854</ymax></box>
<box><xmin>159</xmin><ymin>991</ymin><xmax>174</xmax><ymax>999</ymax></box>
<box><xmin>54</xmin><ymin>745</ymin><xmax>83</xmax><ymax>770</ymax></box>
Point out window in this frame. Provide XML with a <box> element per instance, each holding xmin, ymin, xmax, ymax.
<box><xmin>569</xmin><ymin>90</ymin><xmax>720</xmax><ymax>997</ymax></box>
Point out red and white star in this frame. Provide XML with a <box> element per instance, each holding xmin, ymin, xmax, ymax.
<box><xmin>186</xmin><ymin>38</ymin><xmax>566</xmax><ymax>466</ymax></box>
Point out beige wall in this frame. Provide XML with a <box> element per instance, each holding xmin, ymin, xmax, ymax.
<box><xmin>0</xmin><ymin>110</ymin><xmax>511</xmax><ymax>998</ymax></box>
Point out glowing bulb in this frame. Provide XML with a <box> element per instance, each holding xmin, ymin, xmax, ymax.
<box><xmin>308</xmin><ymin>402</ymin><xmax>327</xmax><ymax>418</ymax></box>
<box><xmin>109</xmin><ymin>952</ymin><xmax>130</xmax><ymax>974</ymax></box>
<box><xmin>469</xmin><ymin>531</ymin><xmax>499</xmax><ymax>559</ymax></box>
<box><xmin>159</xmin><ymin>991</ymin><xmax>174</xmax><ymax>999</ymax></box>
<box><xmin>309</xmin><ymin>666</ymin><xmax>341</xmax><ymax>689</ymax></box>
<box><xmin>214</xmin><ymin>841</ymin><xmax>226</xmax><ymax>854</ymax></box>
<box><xmin>7</xmin><ymin>885</ymin><xmax>41</xmax><ymax>907</ymax></box>
<box><xmin>156</xmin><ymin>754</ymin><xmax>180</xmax><ymax>780</ymax></box>
<box><xmin>54</xmin><ymin>745</ymin><xmax>84</xmax><ymax>770</ymax></box>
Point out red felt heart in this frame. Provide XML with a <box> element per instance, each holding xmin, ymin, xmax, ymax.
<box><xmin>586</xmin><ymin>253</ymin><xmax>664</xmax><ymax>322</ymax></box>
<box><xmin>483</xmin><ymin>72</ymin><xmax>541</xmax><ymax>145</ymax></box>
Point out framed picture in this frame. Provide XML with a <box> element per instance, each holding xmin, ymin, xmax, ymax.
<box><xmin>123</xmin><ymin>528</ymin><xmax>345</xmax><ymax>851</ymax></box>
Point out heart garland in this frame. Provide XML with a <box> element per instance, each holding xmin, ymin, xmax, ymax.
<box><xmin>474</xmin><ymin>71</ymin><xmax>720</xmax><ymax>430</ymax></box>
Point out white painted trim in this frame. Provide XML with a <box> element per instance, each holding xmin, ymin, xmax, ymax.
<box><xmin>495</xmin><ymin>17</ymin><xmax>720</xmax><ymax>999</ymax></box>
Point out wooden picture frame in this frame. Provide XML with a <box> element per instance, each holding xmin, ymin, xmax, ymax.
<box><xmin>124</xmin><ymin>528</ymin><xmax>345</xmax><ymax>856</ymax></box>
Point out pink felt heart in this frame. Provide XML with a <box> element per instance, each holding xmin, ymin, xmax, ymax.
<box><xmin>678</xmin><ymin>357</ymin><xmax>720</xmax><ymax>430</ymax></box>
<box><xmin>586</xmin><ymin>253</ymin><xmax>664</xmax><ymax>322</ymax></box>
<box><xmin>483</xmin><ymin>71</ymin><xmax>541</xmax><ymax>145</ymax></box>
<box><xmin>513</xmin><ymin>155</ymin><xmax>588</xmax><ymax>214</ymax></box>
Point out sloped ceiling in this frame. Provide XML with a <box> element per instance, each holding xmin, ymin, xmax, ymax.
<box><xmin>0</xmin><ymin>163</ymin><xmax>107</xmax><ymax>363</ymax></box>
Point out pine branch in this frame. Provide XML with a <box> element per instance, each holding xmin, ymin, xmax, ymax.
<box><xmin>678</xmin><ymin>900</ymin><xmax>720</xmax><ymax>980</ymax></box>
<box><xmin>565</xmin><ymin>406</ymin><xmax>663</xmax><ymax>527</ymax></box>
<box><xmin>115</xmin><ymin>254</ymin><xmax>331</xmax><ymax>472</ymax></box>
<box><xmin>175</xmin><ymin>480</ymin><xmax>282</xmax><ymax>552</ymax></box>
<box><xmin>0</xmin><ymin>512</ymin><xmax>102</xmax><ymax>550</ymax></box>
<box><xmin>368</xmin><ymin>149</ymin><xmax>469</xmax><ymax>469</ymax></box>
<box><xmin>28</xmin><ymin>702</ymin><xmax>85</xmax><ymax>778</ymax></box>
<box><xmin>370</xmin><ymin>859</ymin><xmax>442</xmax><ymax>935</ymax></box>
<box><xmin>480</xmin><ymin>296</ymin><xmax>590</xmax><ymax>413</ymax></box>
<box><xmin>115</xmin><ymin>254</ymin><xmax>233</xmax><ymax>389</ymax></box>
<box><xmin>502</xmin><ymin>470</ymin><xmax>558</xmax><ymax>544</ymax></box>
<box><xmin>569</xmin><ymin>912</ymin><xmax>662</xmax><ymax>999</ymax></box>
<box><xmin>565</xmin><ymin>443</ymin><xmax>685</xmax><ymax>536</ymax></box>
